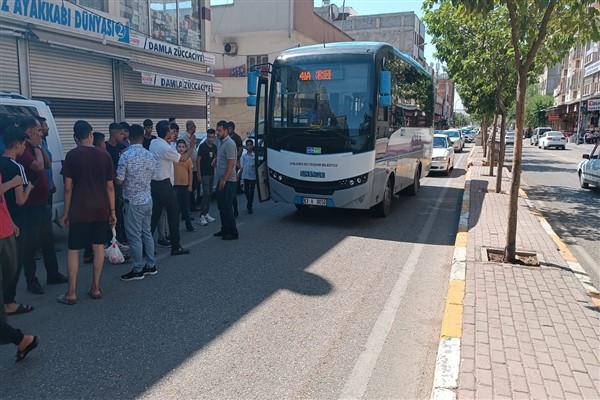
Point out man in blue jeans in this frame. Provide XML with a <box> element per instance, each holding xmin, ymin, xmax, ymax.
<box><xmin>213</xmin><ymin>120</ymin><xmax>238</xmax><ymax>240</ymax></box>
<box><xmin>115</xmin><ymin>124</ymin><xmax>157</xmax><ymax>281</ymax></box>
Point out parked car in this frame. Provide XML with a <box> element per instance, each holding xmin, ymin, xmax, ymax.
<box><xmin>494</xmin><ymin>131</ymin><xmax>515</xmax><ymax>145</ymax></box>
<box><xmin>441</xmin><ymin>129</ymin><xmax>464</xmax><ymax>152</ymax></box>
<box><xmin>530</xmin><ymin>126</ymin><xmax>552</xmax><ymax>146</ymax></box>
<box><xmin>538</xmin><ymin>131</ymin><xmax>567</xmax><ymax>150</ymax></box>
<box><xmin>578</xmin><ymin>142</ymin><xmax>600</xmax><ymax>189</ymax></box>
<box><xmin>0</xmin><ymin>92</ymin><xmax>65</xmax><ymax>222</ymax></box>
<box><xmin>430</xmin><ymin>134</ymin><xmax>455</xmax><ymax>175</ymax></box>
<box><xmin>463</xmin><ymin>128</ymin><xmax>475</xmax><ymax>143</ymax></box>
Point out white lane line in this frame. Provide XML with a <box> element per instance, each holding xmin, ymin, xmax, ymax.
<box><xmin>339</xmin><ymin>177</ymin><xmax>454</xmax><ymax>400</ymax></box>
<box><xmin>155</xmin><ymin>222</ymin><xmax>245</xmax><ymax>262</ymax></box>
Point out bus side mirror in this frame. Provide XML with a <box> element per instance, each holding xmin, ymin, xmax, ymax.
<box><xmin>247</xmin><ymin>71</ymin><xmax>259</xmax><ymax>95</ymax></box>
<box><xmin>379</xmin><ymin>71</ymin><xmax>391</xmax><ymax>107</ymax></box>
<box><xmin>247</xmin><ymin>96</ymin><xmax>257</xmax><ymax>107</ymax></box>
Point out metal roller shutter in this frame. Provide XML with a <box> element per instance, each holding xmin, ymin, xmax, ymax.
<box><xmin>0</xmin><ymin>37</ymin><xmax>20</xmax><ymax>94</ymax></box>
<box><xmin>29</xmin><ymin>41</ymin><xmax>115</xmax><ymax>152</ymax></box>
<box><xmin>122</xmin><ymin>65</ymin><xmax>207</xmax><ymax>132</ymax></box>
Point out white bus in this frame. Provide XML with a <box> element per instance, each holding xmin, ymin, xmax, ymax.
<box><xmin>247</xmin><ymin>42</ymin><xmax>434</xmax><ymax>216</ymax></box>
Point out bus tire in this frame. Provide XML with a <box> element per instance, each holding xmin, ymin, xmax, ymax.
<box><xmin>408</xmin><ymin>166</ymin><xmax>421</xmax><ymax>196</ymax></box>
<box><xmin>374</xmin><ymin>179</ymin><xmax>393</xmax><ymax>217</ymax></box>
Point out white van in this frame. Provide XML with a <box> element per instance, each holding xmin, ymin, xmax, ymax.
<box><xmin>0</xmin><ymin>93</ymin><xmax>65</xmax><ymax>222</ymax></box>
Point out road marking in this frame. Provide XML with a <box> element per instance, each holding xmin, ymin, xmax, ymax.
<box><xmin>155</xmin><ymin>222</ymin><xmax>246</xmax><ymax>262</ymax></box>
<box><xmin>339</xmin><ymin>176</ymin><xmax>455</xmax><ymax>400</ymax></box>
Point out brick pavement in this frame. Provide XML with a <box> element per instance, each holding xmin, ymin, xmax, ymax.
<box><xmin>457</xmin><ymin>147</ymin><xmax>600</xmax><ymax>400</ymax></box>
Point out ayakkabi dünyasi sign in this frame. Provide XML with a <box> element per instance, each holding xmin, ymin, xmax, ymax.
<box><xmin>1</xmin><ymin>0</ymin><xmax>129</xmax><ymax>44</ymax></box>
<box><xmin>130</xmin><ymin>32</ymin><xmax>215</xmax><ymax>66</ymax></box>
<box><xmin>141</xmin><ymin>72</ymin><xmax>222</xmax><ymax>94</ymax></box>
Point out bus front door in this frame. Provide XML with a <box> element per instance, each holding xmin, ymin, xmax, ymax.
<box><xmin>255</xmin><ymin>76</ymin><xmax>270</xmax><ymax>202</ymax></box>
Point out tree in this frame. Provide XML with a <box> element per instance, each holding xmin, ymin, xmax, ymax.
<box><xmin>427</xmin><ymin>0</ymin><xmax>599</xmax><ymax>262</ymax></box>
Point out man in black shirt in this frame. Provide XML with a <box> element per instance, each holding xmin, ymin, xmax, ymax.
<box><xmin>105</xmin><ymin>123</ymin><xmax>127</xmax><ymax>243</ymax></box>
<box><xmin>142</xmin><ymin>119</ymin><xmax>157</xmax><ymax>150</ymax></box>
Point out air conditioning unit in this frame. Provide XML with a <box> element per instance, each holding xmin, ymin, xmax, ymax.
<box><xmin>224</xmin><ymin>42</ymin><xmax>238</xmax><ymax>55</ymax></box>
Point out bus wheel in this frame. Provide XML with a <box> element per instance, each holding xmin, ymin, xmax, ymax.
<box><xmin>408</xmin><ymin>167</ymin><xmax>421</xmax><ymax>196</ymax></box>
<box><xmin>374</xmin><ymin>179</ymin><xmax>393</xmax><ymax>217</ymax></box>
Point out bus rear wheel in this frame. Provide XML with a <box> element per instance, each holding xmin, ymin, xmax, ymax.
<box><xmin>374</xmin><ymin>179</ymin><xmax>393</xmax><ymax>217</ymax></box>
<box><xmin>407</xmin><ymin>167</ymin><xmax>421</xmax><ymax>196</ymax></box>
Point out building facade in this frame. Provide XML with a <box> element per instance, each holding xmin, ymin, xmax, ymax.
<box><xmin>314</xmin><ymin>3</ymin><xmax>427</xmax><ymax>67</ymax></box>
<box><xmin>0</xmin><ymin>0</ymin><xmax>220</xmax><ymax>152</ymax></box>
<box><xmin>209</xmin><ymin>0</ymin><xmax>352</xmax><ymax>136</ymax></box>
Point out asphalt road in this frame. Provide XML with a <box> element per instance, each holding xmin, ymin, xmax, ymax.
<box><xmin>0</xmin><ymin>149</ymin><xmax>471</xmax><ymax>399</ymax></box>
<box><xmin>502</xmin><ymin>139</ymin><xmax>599</xmax><ymax>290</ymax></box>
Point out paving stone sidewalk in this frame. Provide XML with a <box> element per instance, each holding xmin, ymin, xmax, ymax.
<box><xmin>458</xmin><ymin>147</ymin><xmax>600</xmax><ymax>400</ymax></box>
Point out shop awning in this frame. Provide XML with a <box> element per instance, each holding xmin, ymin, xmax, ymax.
<box><xmin>32</xmin><ymin>29</ymin><xmax>131</xmax><ymax>60</ymax></box>
<box><xmin>126</xmin><ymin>61</ymin><xmax>222</xmax><ymax>94</ymax></box>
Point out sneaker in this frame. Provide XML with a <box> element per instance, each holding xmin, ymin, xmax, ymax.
<box><xmin>171</xmin><ymin>246</ymin><xmax>190</xmax><ymax>256</ymax></box>
<box><xmin>121</xmin><ymin>270</ymin><xmax>144</xmax><ymax>281</ymax></box>
<box><xmin>205</xmin><ymin>214</ymin><xmax>216</xmax><ymax>223</ymax></box>
<box><xmin>47</xmin><ymin>272</ymin><xmax>68</xmax><ymax>285</ymax></box>
<box><xmin>116</xmin><ymin>241</ymin><xmax>130</xmax><ymax>252</ymax></box>
<box><xmin>142</xmin><ymin>265</ymin><xmax>158</xmax><ymax>276</ymax></box>
<box><xmin>157</xmin><ymin>238</ymin><xmax>171</xmax><ymax>248</ymax></box>
<box><xmin>198</xmin><ymin>215</ymin><xmax>208</xmax><ymax>226</ymax></box>
<box><xmin>186</xmin><ymin>224</ymin><xmax>196</xmax><ymax>232</ymax></box>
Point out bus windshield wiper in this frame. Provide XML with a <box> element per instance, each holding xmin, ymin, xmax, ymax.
<box><xmin>306</xmin><ymin>127</ymin><xmax>351</xmax><ymax>141</ymax></box>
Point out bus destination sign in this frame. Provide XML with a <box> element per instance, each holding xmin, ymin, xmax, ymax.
<box><xmin>298</xmin><ymin>69</ymin><xmax>343</xmax><ymax>81</ymax></box>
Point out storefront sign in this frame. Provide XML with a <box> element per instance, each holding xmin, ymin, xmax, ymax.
<box><xmin>130</xmin><ymin>32</ymin><xmax>215</xmax><ymax>66</ymax></box>
<box><xmin>141</xmin><ymin>72</ymin><xmax>222</xmax><ymax>94</ymax></box>
<box><xmin>0</xmin><ymin>0</ymin><xmax>129</xmax><ymax>44</ymax></box>
<box><xmin>588</xmin><ymin>99</ymin><xmax>600</xmax><ymax>111</ymax></box>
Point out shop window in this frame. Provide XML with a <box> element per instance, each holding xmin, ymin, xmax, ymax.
<box><xmin>150</xmin><ymin>0</ymin><xmax>179</xmax><ymax>45</ymax></box>
<box><xmin>120</xmin><ymin>0</ymin><xmax>149</xmax><ymax>35</ymax></box>
<box><xmin>247</xmin><ymin>55</ymin><xmax>268</xmax><ymax>71</ymax></box>
<box><xmin>179</xmin><ymin>1</ymin><xmax>202</xmax><ymax>49</ymax></box>
<box><xmin>67</xmin><ymin>0</ymin><xmax>107</xmax><ymax>12</ymax></box>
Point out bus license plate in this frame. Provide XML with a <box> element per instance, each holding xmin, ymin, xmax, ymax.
<box><xmin>302</xmin><ymin>197</ymin><xmax>327</xmax><ymax>206</ymax></box>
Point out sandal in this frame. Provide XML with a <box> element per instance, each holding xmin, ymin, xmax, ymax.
<box><xmin>15</xmin><ymin>336</ymin><xmax>39</xmax><ymax>362</ymax></box>
<box><xmin>56</xmin><ymin>293</ymin><xmax>76</xmax><ymax>305</ymax></box>
<box><xmin>6</xmin><ymin>304</ymin><xmax>34</xmax><ymax>315</ymax></box>
<box><xmin>88</xmin><ymin>290</ymin><xmax>102</xmax><ymax>300</ymax></box>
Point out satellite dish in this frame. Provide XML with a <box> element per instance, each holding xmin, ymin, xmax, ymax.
<box><xmin>329</xmin><ymin>4</ymin><xmax>339</xmax><ymax>20</ymax></box>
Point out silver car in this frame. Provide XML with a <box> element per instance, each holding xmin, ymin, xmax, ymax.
<box><xmin>578</xmin><ymin>142</ymin><xmax>600</xmax><ymax>189</ymax></box>
<box><xmin>442</xmin><ymin>129</ymin><xmax>464</xmax><ymax>153</ymax></box>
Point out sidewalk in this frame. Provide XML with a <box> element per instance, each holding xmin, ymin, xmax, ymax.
<box><xmin>434</xmin><ymin>145</ymin><xmax>600</xmax><ymax>400</ymax></box>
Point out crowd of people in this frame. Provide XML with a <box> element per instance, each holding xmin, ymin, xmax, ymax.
<box><xmin>0</xmin><ymin>115</ymin><xmax>257</xmax><ymax>361</ymax></box>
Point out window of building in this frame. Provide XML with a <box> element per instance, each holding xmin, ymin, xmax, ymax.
<box><xmin>150</xmin><ymin>0</ymin><xmax>178</xmax><ymax>45</ymax></box>
<box><xmin>120</xmin><ymin>0</ymin><xmax>149</xmax><ymax>35</ymax></box>
<box><xmin>179</xmin><ymin>1</ymin><xmax>202</xmax><ymax>49</ymax></box>
<box><xmin>67</xmin><ymin>0</ymin><xmax>107</xmax><ymax>12</ymax></box>
<box><xmin>575</xmin><ymin>60</ymin><xmax>581</xmax><ymax>69</ymax></box>
<box><xmin>247</xmin><ymin>55</ymin><xmax>269</xmax><ymax>71</ymax></box>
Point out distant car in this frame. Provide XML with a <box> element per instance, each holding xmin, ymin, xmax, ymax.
<box><xmin>530</xmin><ymin>126</ymin><xmax>552</xmax><ymax>146</ymax></box>
<box><xmin>538</xmin><ymin>131</ymin><xmax>567</xmax><ymax>150</ymax></box>
<box><xmin>578</xmin><ymin>142</ymin><xmax>600</xmax><ymax>189</ymax></box>
<box><xmin>463</xmin><ymin>129</ymin><xmax>475</xmax><ymax>143</ymax></box>
<box><xmin>430</xmin><ymin>134</ymin><xmax>455</xmax><ymax>175</ymax></box>
<box><xmin>441</xmin><ymin>129</ymin><xmax>464</xmax><ymax>153</ymax></box>
<box><xmin>494</xmin><ymin>131</ymin><xmax>515</xmax><ymax>145</ymax></box>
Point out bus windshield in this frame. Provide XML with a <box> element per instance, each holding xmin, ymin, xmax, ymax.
<box><xmin>271</xmin><ymin>62</ymin><xmax>373</xmax><ymax>138</ymax></box>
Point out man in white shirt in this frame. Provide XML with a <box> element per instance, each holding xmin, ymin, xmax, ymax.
<box><xmin>149</xmin><ymin>120</ymin><xmax>196</xmax><ymax>256</ymax></box>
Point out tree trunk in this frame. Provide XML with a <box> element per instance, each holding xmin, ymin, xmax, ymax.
<box><xmin>496</xmin><ymin>110</ymin><xmax>507</xmax><ymax>193</ymax></box>
<box><xmin>504</xmin><ymin>70</ymin><xmax>527</xmax><ymax>262</ymax></box>
<box><xmin>482</xmin><ymin>117</ymin><xmax>489</xmax><ymax>158</ymax></box>
<box><xmin>488</xmin><ymin>114</ymin><xmax>498</xmax><ymax>175</ymax></box>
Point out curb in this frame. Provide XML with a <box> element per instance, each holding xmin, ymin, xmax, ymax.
<box><xmin>517</xmin><ymin>184</ymin><xmax>600</xmax><ymax>304</ymax></box>
<box><xmin>430</xmin><ymin>146</ymin><xmax>476</xmax><ymax>400</ymax></box>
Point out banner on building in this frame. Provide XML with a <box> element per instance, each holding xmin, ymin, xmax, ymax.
<box><xmin>588</xmin><ymin>99</ymin><xmax>600</xmax><ymax>111</ymax></box>
<box><xmin>130</xmin><ymin>32</ymin><xmax>215</xmax><ymax>66</ymax></box>
<box><xmin>141</xmin><ymin>72</ymin><xmax>222</xmax><ymax>94</ymax></box>
<box><xmin>0</xmin><ymin>0</ymin><xmax>129</xmax><ymax>44</ymax></box>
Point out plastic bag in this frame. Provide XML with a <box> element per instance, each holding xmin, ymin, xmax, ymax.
<box><xmin>105</xmin><ymin>227</ymin><xmax>125</xmax><ymax>264</ymax></box>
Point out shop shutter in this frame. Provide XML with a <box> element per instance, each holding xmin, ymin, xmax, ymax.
<box><xmin>122</xmin><ymin>65</ymin><xmax>207</xmax><ymax>132</ymax></box>
<box><xmin>0</xmin><ymin>37</ymin><xmax>21</xmax><ymax>94</ymax></box>
<box><xmin>29</xmin><ymin>41</ymin><xmax>115</xmax><ymax>152</ymax></box>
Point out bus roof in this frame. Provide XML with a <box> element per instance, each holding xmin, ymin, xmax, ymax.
<box><xmin>278</xmin><ymin>41</ymin><xmax>431</xmax><ymax>78</ymax></box>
